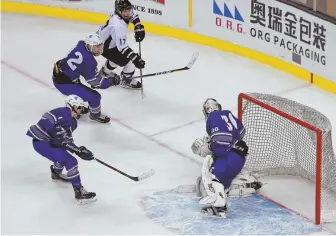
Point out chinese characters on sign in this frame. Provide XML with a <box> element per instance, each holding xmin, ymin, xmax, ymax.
<box><xmin>249</xmin><ymin>0</ymin><xmax>326</xmax><ymax>65</ymax></box>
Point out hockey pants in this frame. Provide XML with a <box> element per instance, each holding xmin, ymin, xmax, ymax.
<box><xmin>53</xmin><ymin>76</ymin><xmax>102</xmax><ymax>116</ymax></box>
<box><xmin>32</xmin><ymin>140</ymin><xmax>81</xmax><ymax>187</ymax></box>
<box><xmin>212</xmin><ymin>151</ymin><xmax>245</xmax><ymax>189</ymax></box>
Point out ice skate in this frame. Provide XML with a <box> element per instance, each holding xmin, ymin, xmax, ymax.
<box><xmin>201</xmin><ymin>205</ymin><xmax>227</xmax><ymax>218</ymax></box>
<box><xmin>247</xmin><ymin>181</ymin><xmax>263</xmax><ymax>191</ymax></box>
<box><xmin>89</xmin><ymin>113</ymin><xmax>110</xmax><ymax>123</ymax></box>
<box><xmin>50</xmin><ymin>165</ymin><xmax>69</xmax><ymax>184</ymax></box>
<box><xmin>73</xmin><ymin>185</ymin><xmax>97</xmax><ymax>204</ymax></box>
<box><xmin>121</xmin><ymin>77</ymin><xmax>142</xmax><ymax>90</ymax></box>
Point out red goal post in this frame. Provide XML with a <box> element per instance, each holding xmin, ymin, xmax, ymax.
<box><xmin>237</xmin><ymin>93</ymin><xmax>336</xmax><ymax>225</ymax></box>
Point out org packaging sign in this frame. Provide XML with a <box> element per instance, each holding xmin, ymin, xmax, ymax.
<box><xmin>249</xmin><ymin>0</ymin><xmax>326</xmax><ymax>66</ymax></box>
<box><xmin>195</xmin><ymin>0</ymin><xmax>335</xmax><ymax>81</ymax></box>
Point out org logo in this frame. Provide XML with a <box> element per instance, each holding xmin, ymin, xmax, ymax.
<box><xmin>213</xmin><ymin>0</ymin><xmax>244</xmax><ymax>33</ymax></box>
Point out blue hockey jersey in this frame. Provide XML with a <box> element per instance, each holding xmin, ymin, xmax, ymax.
<box><xmin>206</xmin><ymin>110</ymin><xmax>245</xmax><ymax>157</ymax></box>
<box><xmin>59</xmin><ymin>41</ymin><xmax>97</xmax><ymax>83</ymax></box>
<box><xmin>56</xmin><ymin>41</ymin><xmax>110</xmax><ymax>89</ymax></box>
<box><xmin>26</xmin><ymin>107</ymin><xmax>77</xmax><ymax>142</ymax></box>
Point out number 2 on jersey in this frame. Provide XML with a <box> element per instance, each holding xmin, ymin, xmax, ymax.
<box><xmin>221</xmin><ymin>113</ymin><xmax>238</xmax><ymax>131</ymax></box>
<box><xmin>67</xmin><ymin>52</ymin><xmax>83</xmax><ymax>71</ymax></box>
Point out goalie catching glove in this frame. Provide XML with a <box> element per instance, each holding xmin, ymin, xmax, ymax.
<box><xmin>191</xmin><ymin>136</ymin><xmax>212</xmax><ymax>157</ymax></box>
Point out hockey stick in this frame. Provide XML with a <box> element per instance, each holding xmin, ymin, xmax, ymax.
<box><xmin>94</xmin><ymin>157</ymin><xmax>155</xmax><ymax>182</ymax></box>
<box><xmin>130</xmin><ymin>52</ymin><xmax>199</xmax><ymax>80</ymax></box>
<box><xmin>138</xmin><ymin>42</ymin><xmax>145</xmax><ymax>98</ymax></box>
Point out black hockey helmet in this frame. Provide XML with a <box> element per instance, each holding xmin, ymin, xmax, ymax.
<box><xmin>115</xmin><ymin>0</ymin><xmax>132</xmax><ymax>14</ymax></box>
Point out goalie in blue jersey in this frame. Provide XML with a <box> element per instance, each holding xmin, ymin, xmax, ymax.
<box><xmin>191</xmin><ymin>98</ymin><xmax>263</xmax><ymax>218</ymax></box>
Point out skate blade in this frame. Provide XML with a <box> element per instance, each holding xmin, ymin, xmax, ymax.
<box><xmin>201</xmin><ymin>208</ymin><xmax>227</xmax><ymax>219</ymax></box>
<box><xmin>52</xmin><ymin>179</ymin><xmax>71</xmax><ymax>184</ymax></box>
<box><xmin>74</xmin><ymin>197</ymin><xmax>97</xmax><ymax>205</ymax></box>
<box><xmin>88</xmin><ymin>118</ymin><xmax>111</xmax><ymax>125</ymax></box>
<box><xmin>201</xmin><ymin>207</ymin><xmax>226</xmax><ymax>219</ymax></box>
<box><xmin>121</xmin><ymin>84</ymin><xmax>142</xmax><ymax>90</ymax></box>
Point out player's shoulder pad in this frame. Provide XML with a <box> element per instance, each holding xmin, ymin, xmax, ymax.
<box><xmin>208</xmin><ymin>110</ymin><xmax>223</xmax><ymax>119</ymax></box>
<box><xmin>111</xmin><ymin>14</ymin><xmax>128</xmax><ymax>29</ymax></box>
<box><xmin>219</xmin><ymin>109</ymin><xmax>232</xmax><ymax>115</ymax></box>
<box><xmin>56</xmin><ymin>107</ymin><xmax>73</xmax><ymax>122</ymax></box>
<box><xmin>78</xmin><ymin>40</ymin><xmax>97</xmax><ymax>65</ymax></box>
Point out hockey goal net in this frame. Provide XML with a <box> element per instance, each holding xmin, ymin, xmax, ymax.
<box><xmin>238</xmin><ymin>93</ymin><xmax>336</xmax><ymax>224</ymax></box>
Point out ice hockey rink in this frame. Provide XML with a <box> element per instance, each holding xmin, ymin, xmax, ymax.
<box><xmin>2</xmin><ymin>12</ymin><xmax>336</xmax><ymax>235</ymax></box>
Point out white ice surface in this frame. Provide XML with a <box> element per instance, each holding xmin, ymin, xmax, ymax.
<box><xmin>1</xmin><ymin>12</ymin><xmax>336</xmax><ymax>234</ymax></box>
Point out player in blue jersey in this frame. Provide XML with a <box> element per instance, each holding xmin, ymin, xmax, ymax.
<box><xmin>191</xmin><ymin>98</ymin><xmax>262</xmax><ymax>217</ymax></box>
<box><xmin>52</xmin><ymin>33</ymin><xmax>121</xmax><ymax>124</ymax></box>
<box><xmin>26</xmin><ymin>95</ymin><xmax>97</xmax><ymax>204</ymax></box>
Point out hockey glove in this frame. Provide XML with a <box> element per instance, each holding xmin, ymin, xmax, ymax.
<box><xmin>76</xmin><ymin>146</ymin><xmax>94</xmax><ymax>161</ymax></box>
<box><xmin>232</xmin><ymin>140</ymin><xmax>249</xmax><ymax>158</ymax></box>
<box><xmin>191</xmin><ymin>136</ymin><xmax>212</xmax><ymax>158</ymax></box>
<box><xmin>107</xmin><ymin>73</ymin><xmax>121</xmax><ymax>87</ymax></box>
<box><xmin>133</xmin><ymin>54</ymin><xmax>145</xmax><ymax>69</ymax></box>
<box><xmin>134</xmin><ymin>24</ymin><xmax>145</xmax><ymax>42</ymax></box>
<box><xmin>91</xmin><ymin>73</ymin><xmax>121</xmax><ymax>89</ymax></box>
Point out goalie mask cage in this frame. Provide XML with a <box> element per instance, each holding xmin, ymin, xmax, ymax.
<box><xmin>238</xmin><ymin>93</ymin><xmax>336</xmax><ymax>225</ymax></box>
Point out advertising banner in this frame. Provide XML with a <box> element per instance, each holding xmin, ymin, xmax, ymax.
<box><xmin>192</xmin><ymin>0</ymin><xmax>336</xmax><ymax>81</ymax></box>
<box><xmin>6</xmin><ymin>0</ymin><xmax>335</xmax><ymax>81</ymax></box>
<box><xmin>7</xmin><ymin>0</ymin><xmax>189</xmax><ymax>29</ymax></box>
<box><xmin>130</xmin><ymin>0</ymin><xmax>189</xmax><ymax>29</ymax></box>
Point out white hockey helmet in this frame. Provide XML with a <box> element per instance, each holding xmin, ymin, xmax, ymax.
<box><xmin>85</xmin><ymin>33</ymin><xmax>103</xmax><ymax>56</ymax></box>
<box><xmin>65</xmin><ymin>94</ymin><xmax>85</xmax><ymax>110</ymax></box>
<box><xmin>202</xmin><ymin>98</ymin><xmax>222</xmax><ymax>119</ymax></box>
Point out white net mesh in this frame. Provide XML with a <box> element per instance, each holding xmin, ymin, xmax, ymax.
<box><xmin>240</xmin><ymin>93</ymin><xmax>336</xmax><ymax>223</ymax></box>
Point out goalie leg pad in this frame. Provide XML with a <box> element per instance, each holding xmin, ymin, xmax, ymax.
<box><xmin>227</xmin><ymin>186</ymin><xmax>256</xmax><ymax>197</ymax></box>
<box><xmin>196</xmin><ymin>176</ymin><xmax>208</xmax><ymax>198</ymax></box>
<box><xmin>196</xmin><ymin>176</ymin><xmax>202</xmax><ymax>197</ymax></box>
<box><xmin>226</xmin><ymin>172</ymin><xmax>263</xmax><ymax>197</ymax></box>
<box><xmin>199</xmin><ymin>156</ymin><xmax>228</xmax><ymax>217</ymax></box>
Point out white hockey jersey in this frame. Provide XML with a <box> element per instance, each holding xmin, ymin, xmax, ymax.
<box><xmin>98</xmin><ymin>11</ymin><xmax>140</xmax><ymax>52</ymax></box>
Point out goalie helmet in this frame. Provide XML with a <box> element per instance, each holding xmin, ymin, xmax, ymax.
<box><xmin>202</xmin><ymin>98</ymin><xmax>222</xmax><ymax>119</ymax></box>
<box><xmin>84</xmin><ymin>33</ymin><xmax>103</xmax><ymax>56</ymax></box>
<box><xmin>65</xmin><ymin>95</ymin><xmax>85</xmax><ymax>111</ymax></box>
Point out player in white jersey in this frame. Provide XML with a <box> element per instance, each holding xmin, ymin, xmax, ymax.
<box><xmin>97</xmin><ymin>0</ymin><xmax>146</xmax><ymax>90</ymax></box>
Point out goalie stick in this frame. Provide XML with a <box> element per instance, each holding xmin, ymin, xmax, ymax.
<box><xmin>130</xmin><ymin>52</ymin><xmax>199</xmax><ymax>80</ymax></box>
<box><xmin>94</xmin><ymin>158</ymin><xmax>155</xmax><ymax>182</ymax></box>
